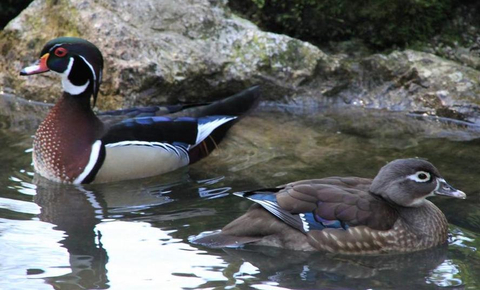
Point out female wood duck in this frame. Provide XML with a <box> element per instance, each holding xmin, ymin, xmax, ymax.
<box><xmin>20</xmin><ymin>37</ymin><xmax>260</xmax><ymax>184</ymax></box>
<box><xmin>192</xmin><ymin>158</ymin><xmax>466</xmax><ymax>254</ymax></box>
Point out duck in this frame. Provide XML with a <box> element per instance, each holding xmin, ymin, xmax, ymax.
<box><xmin>192</xmin><ymin>158</ymin><xmax>466</xmax><ymax>254</ymax></box>
<box><xmin>20</xmin><ymin>37</ymin><xmax>260</xmax><ymax>184</ymax></box>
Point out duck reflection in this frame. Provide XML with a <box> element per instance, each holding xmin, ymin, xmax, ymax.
<box><xmin>34</xmin><ymin>179</ymin><xmax>108</xmax><ymax>289</ymax></box>
<box><xmin>215</xmin><ymin>244</ymin><xmax>450</xmax><ymax>289</ymax></box>
<box><xmin>32</xmin><ymin>170</ymin><xmax>190</xmax><ymax>289</ymax></box>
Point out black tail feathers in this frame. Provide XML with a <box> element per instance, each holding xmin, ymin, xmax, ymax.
<box><xmin>188</xmin><ymin>86</ymin><xmax>261</xmax><ymax>164</ymax></box>
<box><xmin>190</xmin><ymin>86</ymin><xmax>261</xmax><ymax>118</ymax></box>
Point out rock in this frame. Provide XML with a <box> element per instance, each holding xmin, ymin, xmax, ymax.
<box><xmin>1</xmin><ymin>0</ymin><xmax>480</xmax><ymax>125</ymax></box>
<box><xmin>303</xmin><ymin>49</ymin><xmax>480</xmax><ymax>123</ymax></box>
<box><xmin>0</xmin><ymin>93</ymin><xmax>51</xmax><ymax>132</ymax></box>
<box><xmin>0</xmin><ymin>0</ymin><xmax>328</xmax><ymax>110</ymax></box>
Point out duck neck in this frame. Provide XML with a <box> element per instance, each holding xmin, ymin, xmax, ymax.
<box><xmin>33</xmin><ymin>91</ymin><xmax>104</xmax><ymax>183</ymax></box>
<box><xmin>62</xmin><ymin>90</ymin><xmax>94</xmax><ymax>111</ymax></box>
<box><xmin>397</xmin><ymin>201</ymin><xmax>449</xmax><ymax>245</ymax></box>
<box><xmin>61</xmin><ymin>55</ymin><xmax>94</xmax><ymax>97</ymax></box>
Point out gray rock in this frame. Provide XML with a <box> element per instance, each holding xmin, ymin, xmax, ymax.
<box><xmin>0</xmin><ymin>0</ymin><xmax>328</xmax><ymax>110</ymax></box>
<box><xmin>1</xmin><ymin>0</ymin><xmax>480</xmax><ymax>125</ymax></box>
<box><xmin>302</xmin><ymin>49</ymin><xmax>480</xmax><ymax>123</ymax></box>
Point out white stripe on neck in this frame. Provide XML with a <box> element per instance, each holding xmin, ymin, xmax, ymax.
<box><xmin>79</xmin><ymin>54</ymin><xmax>97</xmax><ymax>93</ymax></box>
<box><xmin>73</xmin><ymin>140</ymin><xmax>103</xmax><ymax>184</ymax></box>
<box><xmin>61</xmin><ymin>57</ymin><xmax>90</xmax><ymax>95</ymax></box>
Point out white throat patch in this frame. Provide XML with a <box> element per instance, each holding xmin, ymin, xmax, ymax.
<box><xmin>60</xmin><ymin>57</ymin><xmax>90</xmax><ymax>95</ymax></box>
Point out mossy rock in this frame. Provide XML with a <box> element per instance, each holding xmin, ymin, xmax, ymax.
<box><xmin>0</xmin><ymin>0</ymin><xmax>329</xmax><ymax>109</ymax></box>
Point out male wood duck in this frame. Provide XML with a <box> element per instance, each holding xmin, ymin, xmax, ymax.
<box><xmin>20</xmin><ymin>37</ymin><xmax>260</xmax><ymax>184</ymax></box>
<box><xmin>192</xmin><ymin>158</ymin><xmax>466</xmax><ymax>254</ymax></box>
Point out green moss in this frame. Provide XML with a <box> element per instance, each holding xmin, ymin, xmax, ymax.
<box><xmin>228</xmin><ymin>0</ymin><xmax>463</xmax><ymax>49</ymax></box>
<box><xmin>228</xmin><ymin>30</ymin><xmax>321</xmax><ymax>79</ymax></box>
<box><xmin>46</xmin><ymin>0</ymin><xmax>81</xmax><ymax>37</ymax></box>
<box><xmin>18</xmin><ymin>0</ymin><xmax>80</xmax><ymax>41</ymax></box>
<box><xmin>0</xmin><ymin>30</ymin><xmax>18</xmax><ymax>57</ymax></box>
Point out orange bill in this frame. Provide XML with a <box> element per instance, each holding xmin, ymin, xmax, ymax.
<box><xmin>20</xmin><ymin>53</ymin><xmax>50</xmax><ymax>75</ymax></box>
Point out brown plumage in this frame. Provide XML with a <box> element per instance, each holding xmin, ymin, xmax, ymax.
<box><xmin>192</xmin><ymin>159</ymin><xmax>466</xmax><ymax>254</ymax></box>
<box><xmin>33</xmin><ymin>94</ymin><xmax>104</xmax><ymax>183</ymax></box>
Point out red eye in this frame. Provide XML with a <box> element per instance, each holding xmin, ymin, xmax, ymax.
<box><xmin>54</xmin><ymin>47</ymin><xmax>68</xmax><ymax>57</ymax></box>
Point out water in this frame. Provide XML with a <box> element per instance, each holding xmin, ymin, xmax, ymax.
<box><xmin>1</xmin><ymin>94</ymin><xmax>480</xmax><ymax>289</ymax></box>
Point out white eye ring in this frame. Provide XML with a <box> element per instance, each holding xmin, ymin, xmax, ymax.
<box><xmin>407</xmin><ymin>171</ymin><xmax>431</xmax><ymax>183</ymax></box>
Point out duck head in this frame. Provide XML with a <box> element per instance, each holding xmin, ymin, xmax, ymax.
<box><xmin>20</xmin><ymin>37</ymin><xmax>103</xmax><ymax>107</ymax></box>
<box><xmin>370</xmin><ymin>158</ymin><xmax>466</xmax><ymax>207</ymax></box>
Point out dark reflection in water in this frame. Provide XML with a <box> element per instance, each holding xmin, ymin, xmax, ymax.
<box><xmin>34</xmin><ymin>179</ymin><xmax>109</xmax><ymax>289</ymax></box>
<box><xmin>0</xmin><ymin>94</ymin><xmax>479</xmax><ymax>289</ymax></box>
<box><xmin>208</xmin><ymin>244</ymin><xmax>449</xmax><ymax>289</ymax></box>
<box><xmin>39</xmin><ymin>178</ymin><xmax>452</xmax><ymax>290</ymax></box>
<box><xmin>32</xmin><ymin>169</ymin><xmax>194</xmax><ymax>289</ymax></box>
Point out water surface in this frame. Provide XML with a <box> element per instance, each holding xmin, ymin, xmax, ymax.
<box><xmin>0</xmin><ymin>95</ymin><xmax>479</xmax><ymax>289</ymax></box>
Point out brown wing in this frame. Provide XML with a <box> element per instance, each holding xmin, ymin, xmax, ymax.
<box><xmin>277</xmin><ymin>177</ymin><xmax>398</xmax><ymax>231</ymax></box>
<box><xmin>191</xmin><ymin>203</ymin><xmax>314</xmax><ymax>250</ymax></box>
<box><xmin>193</xmin><ymin>177</ymin><xmax>400</xmax><ymax>253</ymax></box>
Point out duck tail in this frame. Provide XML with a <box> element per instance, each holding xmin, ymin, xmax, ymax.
<box><xmin>191</xmin><ymin>201</ymin><xmax>293</xmax><ymax>249</ymax></box>
<box><xmin>187</xmin><ymin>86</ymin><xmax>261</xmax><ymax>163</ymax></box>
<box><xmin>191</xmin><ymin>85</ymin><xmax>261</xmax><ymax>118</ymax></box>
<box><xmin>187</xmin><ymin>119</ymin><xmax>234</xmax><ymax>164</ymax></box>
<box><xmin>190</xmin><ymin>231</ymin><xmax>261</xmax><ymax>248</ymax></box>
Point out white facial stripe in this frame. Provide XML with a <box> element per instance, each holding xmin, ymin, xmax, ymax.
<box><xmin>60</xmin><ymin>57</ymin><xmax>90</xmax><ymax>95</ymax></box>
<box><xmin>78</xmin><ymin>55</ymin><xmax>97</xmax><ymax>93</ymax></box>
<box><xmin>63</xmin><ymin>56</ymin><xmax>74</xmax><ymax>74</ymax></box>
<box><xmin>49</xmin><ymin>43</ymin><xmax>63</xmax><ymax>52</ymax></box>
<box><xmin>408</xmin><ymin>177</ymin><xmax>444</xmax><ymax>206</ymax></box>
<box><xmin>435</xmin><ymin>178</ymin><xmax>444</xmax><ymax>191</ymax></box>
<box><xmin>73</xmin><ymin>140</ymin><xmax>103</xmax><ymax>184</ymax></box>
<box><xmin>406</xmin><ymin>171</ymin><xmax>431</xmax><ymax>183</ymax></box>
<box><xmin>78</xmin><ymin>55</ymin><xmax>96</xmax><ymax>82</ymax></box>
